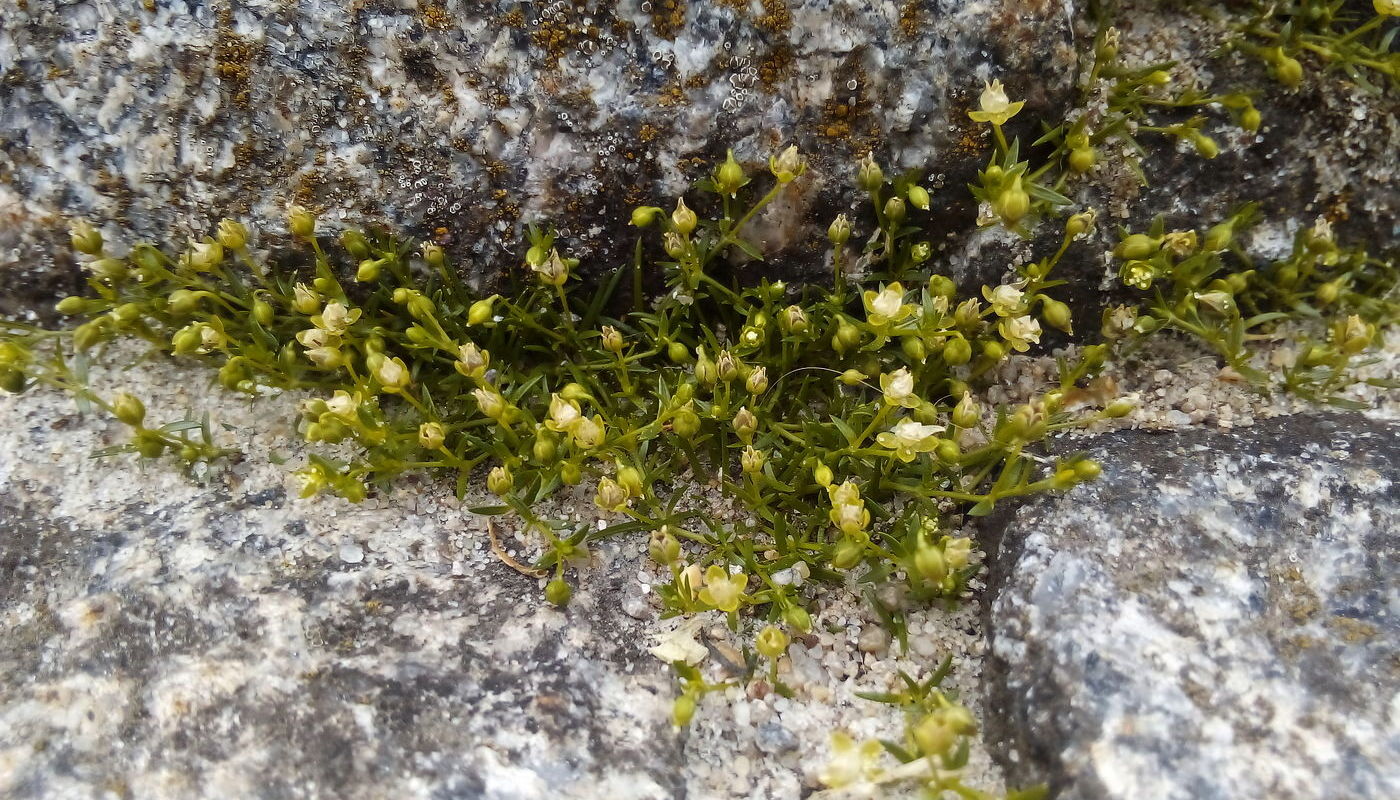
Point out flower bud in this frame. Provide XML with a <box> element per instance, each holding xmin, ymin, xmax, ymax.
<box><xmin>914</xmin><ymin>540</ymin><xmax>946</xmax><ymax>583</ymax></box>
<box><xmin>928</xmin><ymin>274</ymin><xmax>956</xmax><ymax>298</ymax></box>
<box><xmin>672</xmin><ymin>693</ymin><xmax>696</xmax><ymax>727</ymax></box>
<box><xmin>1240</xmin><ymin>107</ymin><xmax>1261</xmax><ymax>133</ymax></box>
<box><xmin>716</xmin><ymin>149</ymin><xmax>746</xmax><ymax>197</ymax></box>
<box><xmin>422</xmin><ymin>242</ymin><xmax>446</xmax><ymax>269</ymax></box>
<box><xmin>945</xmin><ymin>537</ymin><xmax>973</xmax><ymax>571</ymax></box>
<box><xmin>663</xmin><ymin>231</ymin><xmax>686</xmax><ymax>259</ymax></box>
<box><xmin>649</xmin><ymin>527</ymin><xmax>682</xmax><ymax>566</ymax></box>
<box><xmin>1042</xmin><ymin>298</ymin><xmax>1073</xmax><ymax>333</ymax></box>
<box><xmin>600</xmin><ymin>325</ymin><xmax>624</xmax><ymax>354</ymax></box>
<box><xmin>291</xmin><ymin>283</ymin><xmax>320</xmax><ymax>315</ymax></box>
<box><xmin>732</xmin><ymin>406</ymin><xmax>758</xmax><ymax>443</ymax></box>
<box><xmin>745</xmin><ymin>366</ymin><xmax>769</xmax><ymax>395</ymax></box>
<box><xmin>781</xmin><ymin>304</ymin><xmax>809</xmax><ymax>334</ymax></box>
<box><xmin>832</xmin><ymin>318</ymin><xmax>862</xmax><ymax>355</ymax></box>
<box><xmin>913</xmin><ymin>714</ymin><xmax>957</xmax><ymax>758</ymax></box>
<box><xmin>545</xmin><ymin>578</ymin><xmax>572</xmax><ymax>607</ymax></box>
<box><xmin>672</xmin><ymin>198</ymin><xmax>698</xmax><ymax>235</ymax></box>
<box><xmin>418</xmin><ymin>422</ymin><xmax>446</xmax><ymax>450</ymax></box>
<box><xmin>1272</xmin><ymin>49</ymin><xmax>1303</xmax><ymax>88</ymax></box>
<box><xmin>166</xmin><ymin>289</ymin><xmax>203</xmax><ymax>316</ymax></box>
<box><xmin>831</xmin><ymin>536</ymin><xmax>865</xmax><ymax>570</ymax></box>
<box><xmin>996</xmin><ymin>177</ymin><xmax>1030</xmax><ymax>225</ymax></box>
<box><xmin>112</xmin><ymin>392</ymin><xmax>146</xmax><ymax>426</ymax></box>
<box><xmin>631</xmin><ymin>205</ymin><xmax>662</xmax><ymax>228</ymax></box>
<box><xmin>770</xmin><ymin>144</ymin><xmax>804</xmax><ymax>183</ymax></box>
<box><xmin>935</xmin><ymin>438</ymin><xmax>961</xmax><ymax>464</ymax></box>
<box><xmin>70</xmin><ymin>219</ymin><xmax>104</xmax><ymax>255</ymax></box>
<box><xmin>856</xmin><ymin>153</ymin><xmax>884</xmax><ymax>192</ymax></box>
<box><xmin>215</xmin><ymin>219</ymin><xmax>248</xmax><ymax>250</ymax></box>
<box><xmin>953</xmin><ymin>393</ymin><xmax>979</xmax><ymax>428</ymax></box>
<box><xmin>902</xmin><ymin>336</ymin><xmax>927</xmax><ymax>363</ymax></box>
<box><xmin>487</xmin><ymin>465</ymin><xmax>514</xmax><ymax>496</ymax></box>
<box><xmin>883</xmin><ymin>196</ymin><xmax>906</xmax><ymax>225</ymax></box>
<box><xmin>1074</xmin><ymin>459</ymin><xmax>1102</xmax><ymax>481</ymax></box>
<box><xmin>694</xmin><ymin>347</ymin><xmax>718</xmax><ymax>386</ymax></box>
<box><xmin>907</xmin><ymin>184</ymin><xmax>930</xmax><ymax>211</ymax></box>
<box><xmin>716</xmin><ymin>350</ymin><xmax>739</xmax><ymax>383</ymax></box>
<box><xmin>1104</xmin><ymin>398</ymin><xmax>1136</xmax><ymax>418</ymax></box>
<box><xmin>595</xmin><ymin>476</ymin><xmax>631</xmax><ymax>511</ymax></box>
<box><xmin>1068</xmin><ymin>146</ymin><xmax>1097</xmax><ymax>173</ymax></box>
<box><xmin>135</xmin><ymin>431</ymin><xmax>167</xmax><ymax>459</ymax></box>
<box><xmin>1115</xmin><ymin>234</ymin><xmax>1160</xmax><ymax>261</ymax></box>
<box><xmin>756</xmin><ymin>625</ymin><xmax>790</xmax><ymax>659</ymax></box>
<box><xmin>1066</xmin><ymin>209</ymin><xmax>1097</xmax><ymax>238</ymax></box>
<box><xmin>813</xmin><ymin>461</ymin><xmax>834</xmax><ymax>488</ymax></box>
<box><xmin>1315</xmin><ymin>279</ymin><xmax>1342</xmax><ymax>306</ymax></box>
<box><xmin>1191</xmin><ymin>133</ymin><xmax>1219</xmax><ymax>159</ymax></box>
<box><xmin>287</xmin><ymin>205</ymin><xmax>316</xmax><ymax>238</ymax></box>
<box><xmin>56</xmin><ymin>296</ymin><xmax>91</xmax><ymax>315</ymax></box>
<box><xmin>467</xmin><ymin>295</ymin><xmax>498</xmax><ymax>326</ymax></box>
<box><xmin>341</xmin><ymin>229</ymin><xmax>371</xmax><ymax>260</ymax></box>
<box><xmin>560</xmin><ymin>460</ymin><xmax>583</xmax><ymax>485</ymax></box>
<box><xmin>783</xmin><ymin>604</ymin><xmax>812</xmax><ymax>633</ymax></box>
<box><xmin>356</xmin><ymin>258</ymin><xmax>382</xmax><ymax>282</ymax></box>
<box><xmin>942</xmin><ymin>335</ymin><xmax>972</xmax><ymax>366</ymax></box>
<box><xmin>740</xmin><ymin>446</ymin><xmax>765</xmax><ymax>475</ymax></box>
<box><xmin>672</xmin><ymin>404</ymin><xmax>701</xmax><ymax>438</ymax></box>
<box><xmin>617</xmin><ymin>465</ymin><xmax>645</xmax><ymax>498</ymax></box>
<box><xmin>667</xmin><ymin>341</ymin><xmax>691</xmax><ymax>364</ymax></box>
<box><xmin>827</xmin><ymin>214</ymin><xmax>852</xmax><ymax>246</ymax></box>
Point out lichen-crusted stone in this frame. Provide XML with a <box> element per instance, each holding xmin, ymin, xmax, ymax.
<box><xmin>980</xmin><ymin>414</ymin><xmax>1400</xmax><ymax>800</ymax></box>
<box><xmin>0</xmin><ymin>0</ymin><xmax>1073</xmax><ymax>307</ymax></box>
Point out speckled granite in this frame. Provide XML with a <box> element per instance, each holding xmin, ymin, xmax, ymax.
<box><xmin>981</xmin><ymin>414</ymin><xmax>1400</xmax><ymax>800</ymax></box>
<box><xmin>0</xmin><ymin>0</ymin><xmax>1074</xmax><ymax>304</ymax></box>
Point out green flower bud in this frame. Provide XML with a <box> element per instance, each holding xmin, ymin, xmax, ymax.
<box><xmin>781</xmin><ymin>304</ymin><xmax>809</xmax><ymax>334</ymax></box>
<box><xmin>831</xmin><ymin>536</ymin><xmax>866</xmax><ymax>570</ymax></box>
<box><xmin>827</xmin><ymin>214</ymin><xmax>852</xmax><ymax>246</ymax></box>
<box><xmin>1240</xmin><ymin>107</ymin><xmax>1261</xmax><ymax>133</ymax></box>
<box><xmin>1272</xmin><ymin>49</ymin><xmax>1303</xmax><ymax>88</ymax></box>
<box><xmin>783</xmin><ymin>604</ymin><xmax>813</xmax><ymax>633</ymax></box>
<box><xmin>617</xmin><ymin>465</ymin><xmax>645</xmax><ymax>498</ymax></box>
<box><xmin>1068</xmin><ymin>146</ymin><xmax>1097</xmax><ymax>173</ymax></box>
<box><xmin>902</xmin><ymin>336</ymin><xmax>927</xmax><ymax>363</ymax></box>
<box><xmin>88</xmin><ymin>258</ymin><xmax>128</xmax><ymax>281</ymax></box>
<box><xmin>135</xmin><ymin>430</ymin><xmax>167</xmax><ymax>459</ymax></box>
<box><xmin>907</xmin><ymin>184</ymin><xmax>930</xmax><ymax>211</ymax></box>
<box><xmin>667</xmin><ymin>341</ymin><xmax>692</xmax><ymax>364</ymax></box>
<box><xmin>532</xmin><ymin>430</ymin><xmax>559</xmax><ymax>464</ymax></box>
<box><xmin>648</xmin><ymin>527</ymin><xmax>682</xmax><ymax>566</ymax></box>
<box><xmin>467</xmin><ymin>295</ymin><xmax>498</xmax><ymax>326</ymax></box>
<box><xmin>942</xmin><ymin>336</ymin><xmax>972</xmax><ymax>366</ymax></box>
<box><xmin>672</xmin><ymin>693</ymin><xmax>696</xmax><ymax>727</ymax></box>
<box><xmin>287</xmin><ymin>205</ymin><xmax>316</xmax><ymax>238</ymax></box>
<box><xmin>996</xmin><ymin>177</ymin><xmax>1030</xmax><ymax>225</ymax></box>
<box><xmin>0</xmin><ymin>368</ymin><xmax>26</xmax><ymax>394</ymax></box>
<box><xmin>672</xmin><ymin>405</ymin><xmax>701</xmax><ymax>438</ymax></box>
<box><xmin>56</xmin><ymin>296</ymin><xmax>91</xmax><ymax>315</ymax></box>
<box><xmin>418</xmin><ymin>422</ymin><xmax>446</xmax><ymax>450</ymax></box>
<box><xmin>356</xmin><ymin>258</ymin><xmax>383</xmax><ymax>282</ymax></box>
<box><xmin>927</xmin><ymin>274</ymin><xmax>956</xmax><ymax>298</ymax></box>
<box><xmin>935</xmin><ymin>438</ymin><xmax>961</xmax><ymax>464</ymax></box>
<box><xmin>883</xmin><ymin>196</ymin><xmax>906</xmax><ymax>225</ymax></box>
<box><xmin>341</xmin><ymin>229</ymin><xmax>371</xmax><ymax>260</ymax></box>
<box><xmin>832</xmin><ymin>318</ymin><xmax>862</xmax><ymax>355</ymax></box>
<box><xmin>672</xmin><ymin>198</ymin><xmax>698</xmax><ymax>235</ymax></box>
<box><xmin>422</xmin><ymin>242</ymin><xmax>446</xmax><ymax>269</ymax></box>
<box><xmin>914</xmin><ymin>540</ymin><xmax>947</xmax><ymax>583</ymax></box>
<box><xmin>630</xmin><ymin>206</ymin><xmax>662</xmax><ymax>228</ymax></box>
<box><xmin>856</xmin><ymin>153</ymin><xmax>884</xmax><ymax>192</ymax></box>
<box><xmin>716</xmin><ymin>149</ymin><xmax>746</xmax><ymax>197</ymax></box>
<box><xmin>216</xmin><ymin>219</ymin><xmax>248</xmax><ymax>250</ymax></box>
<box><xmin>545</xmin><ymin>578</ymin><xmax>572</xmax><ymax>607</ymax></box>
<box><xmin>69</xmin><ymin>219</ymin><xmax>104</xmax><ymax>255</ymax></box>
<box><xmin>1192</xmin><ymin>133</ymin><xmax>1219</xmax><ymax>159</ymax></box>
<box><xmin>755</xmin><ymin>625</ymin><xmax>790</xmax><ymax>659</ymax></box>
<box><xmin>1104</xmin><ymin>398</ymin><xmax>1135</xmax><ymax>418</ymax></box>
<box><xmin>1315</xmin><ymin>279</ymin><xmax>1342</xmax><ymax>306</ymax></box>
<box><xmin>953</xmin><ymin>393</ymin><xmax>979</xmax><ymax>429</ymax></box>
<box><xmin>731</xmin><ymin>406</ymin><xmax>758</xmax><ymax>444</ymax></box>
<box><xmin>112</xmin><ymin>392</ymin><xmax>146</xmax><ymax>426</ymax></box>
<box><xmin>1042</xmin><ymin>298</ymin><xmax>1073</xmax><ymax>333</ymax></box>
<box><xmin>694</xmin><ymin>347</ymin><xmax>718</xmax><ymax>386</ymax></box>
<box><xmin>745</xmin><ymin>366</ymin><xmax>769</xmax><ymax>395</ymax></box>
<box><xmin>1066</xmin><ymin>209</ymin><xmax>1097</xmax><ymax>238</ymax></box>
<box><xmin>487</xmin><ymin>465</ymin><xmax>514</xmax><ymax>496</ymax></box>
<box><xmin>560</xmin><ymin>460</ymin><xmax>583</xmax><ymax>485</ymax></box>
<box><xmin>1074</xmin><ymin>459</ymin><xmax>1102</xmax><ymax>481</ymax></box>
<box><xmin>1115</xmin><ymin>234</ymin><xmax>1161</xmax><ymax>261</ymax></box>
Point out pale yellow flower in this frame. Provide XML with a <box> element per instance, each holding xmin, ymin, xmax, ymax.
<box><xmin>817</xmin><ymin>731</ymin><xmax>885</xmax><ymax>788</ymax></box>
<box><xmin>879</xmin><ymin>367</ymin><xmax>919</xmax><ymax>408</ymax></box>
<box><xmin>875</xmin><ymin>419</ymin><xmax>945</xmax><ymax>462</ymax></box>
<box><xmin>967</xmin><ymin>79</ymin><xmax>1025</xmax><ymax>125</ymax></box>
<box><xmin>698</xmin><ymin>565</ymin><xmax>748</xmax><ymax>612</ymax></box>
<box><xmin>999</xmin><ymin>315</ymin><xmax>1042</xmax><ymax>352</ymax></box>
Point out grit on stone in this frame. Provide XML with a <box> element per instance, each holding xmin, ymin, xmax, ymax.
<box><xmin>0</xmin><ymin>343</ymin><xmax>1004</xmax><ymax>799</ymax></box>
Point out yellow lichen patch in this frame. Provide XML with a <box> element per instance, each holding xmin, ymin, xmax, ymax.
<box><xmin>898</xmin><ymin>1</ymin><xmax>920</xmax><ymax>39</ymax></box>
<box><xmin>756</xmin><ymin>0</ymin><xmax>791</xmax><ymax>35</ymax></box>
<box><xmin>421</xmin><ymin>3</ymin><xmax>453</xmax><ymax>31</ymax></box>
<box><xmin>650</xmin><ymin>0</ymin><xmax>687</xmax><ymax>40</ymax></box>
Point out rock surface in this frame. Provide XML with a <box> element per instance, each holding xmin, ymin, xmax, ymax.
<box><xmin>981</xmin><ymin>414</ymin><xmax>1400</xmax><ymax>800</ymax></box>
<box><xmin>0</xmin><ymin>0</ymin><xmax>1074</xmax><ymax>304</ymax></box>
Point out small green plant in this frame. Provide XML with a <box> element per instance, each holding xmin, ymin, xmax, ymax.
<box><xmin>1107</xmin><ymin>208</ymin><xmax>1399</xmax><ymax>405</ymax></box>
<box><xmin>1221</xmin><ymin>0</ymin><xmax>1399</xmax><ymax>93</ymax></box>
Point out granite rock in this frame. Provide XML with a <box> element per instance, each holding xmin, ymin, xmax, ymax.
<box><xmin>0</xmin><ymin>0</ymin><xmax>1074</xmax><ymax>309</ymax></box>
<box><xmin>981</xmin><ymin>414</ymin><xmax>1400</xmax><ymax>800</ymax></box>
<box><xmin>0</xmin><ymin>482</ymin><xmax>684</xmax><ymax>798</ymax></box>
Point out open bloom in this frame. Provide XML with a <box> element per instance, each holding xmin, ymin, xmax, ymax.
<box><xmin>968</xmin><ymin>79</ymin><xmax>1025</xmax><ymax>125</ymax></box>
<box><xmin>876</xmin><ymin>419</ymin><xmax>945</xmax><ymax>462</ymax></box>
<box><xmin>827</xmin><ymin>480</ymin><xmax>871</xmax><ymax>535</ymax></box>
<box><xmin>325</xmin><ymin>390</ymin><xmax>360</xmax><ymax>419</ymax></box>
<box><xmin>818</xmin><ymin>731</ymin><xmax>885</xmax><ymax>789</ymax></box>
<box><xmin>982</xmin><ymin>283</ymin><xmax>1026</xmax><ymax>317</ymax></box>
<box><xmin>698</xmin><ymin>565</ymin><xmax>748</xmax><ymax>613</ymax></box>
<box><xmin>572</xmin><ymin>415</ymin><xmax>606</xmax><ymax>448</ymax></box>
<box><xmin>545</xmin><ymin>393</ymin><xmax>582</xmax><ymax>433</ymax></box>
<box><xmin>374</xmin><ymin>356</ymin><xmax>411</xmax><ymax>391</ymax></box>
<box><xmin>879</xmin><ymin>367</ymin><xmax>919</xmax><ymax>408</ymax></box>
<box><xmin>313</xmin><ymin>301</ymin><xmax>361</xmax><ymax>335</ymax></box>
<box><xmin>999</xmin><ymin>315</ymin><xmax>1042</xmax><ymax>352</ymax></box>
<box><xmin>863</xmin><ymin>282</ymin><xmax>913</xmax><ymax>327</ymax></box>
<box><xmin>455</xmin><ymin>342</ymin><xmax>490</xmax><ymax>379</ymax></box>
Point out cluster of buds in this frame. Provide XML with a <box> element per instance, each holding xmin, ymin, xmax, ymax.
<box><xmin>595</xmin><ymin>465</ymin><xmax>646</xmax><ymax>512</ymax></box>
<box><xmin>911</xmin><ymin>525</ymin><xmax>974</xmax><ymax>595</ymax></box>
<box><xmin>911</xmin><ymin>700</ymin><xmax>978</xmax><ymax>758</ymax></box>
<box><xmin>544</xmin><ymin>391</ymin><xmax>606</xmax><ymax>449</ymax></box>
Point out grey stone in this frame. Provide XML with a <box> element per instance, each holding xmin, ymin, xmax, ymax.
<box><xmin>0</xmin><ymin>0</ymin><xmax>1074</xmax><ymax>311</ymax></box>
<box><xmin>980</xmin><ymin>414</ymin><xmax>1400</xmax><ymax>800</ymax></box>
<box><xmin>0</xmin><ymin>488</ymin><xmax>684</xmax><ymax>799</ymax></box>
